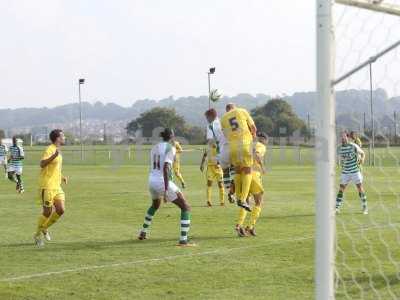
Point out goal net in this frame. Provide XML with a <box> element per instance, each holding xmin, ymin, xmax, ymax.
<box><xmin>316</xmin><ymin>1</ymin><xmax>400</xmax><ymax>299</ymax></box>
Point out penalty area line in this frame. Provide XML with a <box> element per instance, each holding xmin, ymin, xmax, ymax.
<box><xmin>0</xmin><ymin>236</ymin><xmax>312</xmax><ymax>283</ymax></box>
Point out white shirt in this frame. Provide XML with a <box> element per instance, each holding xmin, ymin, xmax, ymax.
<box><xmin>149</xmin><ymin>142</ymin><xmax>176</xmax><ymax>180</ymax></box>
<box><xmin>206</xmin><ymin>118</ymin><xmax>227</xmax><ymax>146</ymax></box>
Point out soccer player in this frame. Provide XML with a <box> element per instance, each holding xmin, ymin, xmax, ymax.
<box><xmin>200</xmin><ymin>143</ymin><xmax>225</xmax><ymax>207</ymax></box>
<box><xmin>236</xmin><ymin>132</ymin><xmax>268</xmax><ymax>237</ymax></box>
<box><xmin>138</xmin><ymin>128</ymin><xmax>194</xmax><ymax>246</ymax></box>
<box><xmin>34</xmin><ymin>129</ymin><xmax>68</xmax><ymax>246</ymax></box>
<box><xmin>171</xmin><ymin>139</ymin><xmax>186</xmax><ymax>189</ymax></box>
<box><xmin>336</xmin><ymin>132</ymin><xmax>368</xmax><ymax>214</ymax></box>
<box><xmin>204</xmin><ymin>108</ymin><xmax>235</xmax><ymax>203</ymax></box>
<box><xmin>0</xmin><ymin>139</ymin><xmax>8</xmax><ymax>179</ymax></box>
<box><xmin>221</xmin><ymin>103</ymin><xmax>257</xmax><ymax>212</ymax></box>
<box><xmin>7</xmin><ymin>137</ymin><xmax>25</xmax><ymax>193</ymax></box>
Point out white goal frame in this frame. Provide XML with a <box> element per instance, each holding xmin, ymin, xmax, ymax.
<box><xmin>316</xmin><ymin>1</ymin><xmax>400</xmax><ymax>299</ymax></box>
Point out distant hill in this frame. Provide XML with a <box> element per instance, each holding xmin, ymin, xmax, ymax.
<box><xmin>1</xmin><ymin>89</ymin><xmax>399</xmax><ymax>134</ymax></box>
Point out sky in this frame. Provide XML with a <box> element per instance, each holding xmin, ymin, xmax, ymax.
<box><xmin>1</xmin><ymin>1</ymin><xmax>400</xmax><ymax>110</ymax></box>
<box><xmin>0</xmin><ymin>0</ymin><xmax>316</xmax><ymax>109</ymax></box>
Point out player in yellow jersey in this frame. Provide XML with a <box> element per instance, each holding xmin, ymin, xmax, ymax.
<box><xmin>34</xmin><ymin>129</ymin><xmax>68</xmax><ymax>247</ymax></box>
<box><xmin>221</xmin><ymin>103</ymin><xmax>257</xmax><ymax>212</ymax></box>
<box><xmin>171</xmin><ymin>139</ymin><xmax>186</xmax><ymax>189</ymax></box>
<box><xmin>200</xmin><ymin>143</ymin><xmax>225</xmax><ymax>207</ymax></box>
<box><xmin>349</xmin><ymin>131</ymin><xmax>362</xmax><ymax>148</ymax></box>
<box><xmin>236</xmin><ymin>132</ymin><xmax>268</xmax><ymax>237</ymax></box>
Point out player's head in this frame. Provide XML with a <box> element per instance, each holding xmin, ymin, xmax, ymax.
<box><xmin>341</xmin><ymin>132</ymin><xmax>349</xmax><ymax>144</ymax></box>
<box><xmin>226</xmin><ymin>103</ymin><xmax>236</xmax><ymax>112</ymax></box>
<box><xmin>50</xmin><ymin>129</ymin><xmax>65</xmax><ymax>145</ymax></box>
<box><xmin>257</xmin><ymin>132</ymin><xmax>268</xmax><ymax>144</ymax></box>
<box><xmin>12</xmin><ymin>136</ymin><xmax>17</xmax><ymax>145</ymax></box>
<box><xmin>349</xmin><ymin>131</ymin><xmax>357</xmax><ymax>139</ymax></box>
<box><xmin>204</xmin><ymin>108</ymin><xmax>217</xmax><ymax>123</ymax></box>
<box><xmin>160</xmin><ymin>128</ymin><xmax>174</xmax><ymax>142</ymax></box>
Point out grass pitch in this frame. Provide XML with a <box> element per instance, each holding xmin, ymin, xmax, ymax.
<box><xmin>0</xmin><ymin>149</ymin><xmax>399</xmax><ymax>299</ymax></box>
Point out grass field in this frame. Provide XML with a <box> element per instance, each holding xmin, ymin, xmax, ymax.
<box><xmin>0</xmin><ymin>146</ymin><xmax>399</xmax><ymax>299</ymax></box>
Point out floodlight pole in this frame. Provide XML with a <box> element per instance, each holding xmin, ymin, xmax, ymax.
<box><xmin>316</xmin><ymin>1</ymin><xmax>336</xmax><ymax>299</ymax></box>
<box><xmin>78</xmin><ymin>79</ymin><xmax>85</xmax><ymax>160</ymax></box>
<box><xmin>207</xmin><ymin>67</ymin><xmax>215</xmax><ymax>109</ymax></box>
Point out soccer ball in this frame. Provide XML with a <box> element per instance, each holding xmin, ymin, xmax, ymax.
<box><xmin>210</xmin><ymin>89</ymin><xmax>223</xmax><ymax>102</ymax></box>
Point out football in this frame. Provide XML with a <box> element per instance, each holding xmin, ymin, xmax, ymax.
<box><xmin>209</xmin><ymin>89</ymin><xmax>223</xmax><ymax>102</ymax></box>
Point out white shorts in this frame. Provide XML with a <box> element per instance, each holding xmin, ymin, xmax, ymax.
<box><xmin>149</xmin><ymin>177</ymin><xmax>181</xmax><ymax>202</ymax></box>
<box><xmin>7</xmin><ymin>165</ymin><xmax>23</xmax><ymax>175</ymax></box>
<box><xmin>0</xmin><ymin>157</ymin><xmax>6</xmax><ymax>165</ymax></box>
<box><xmin>218</xmin><ymin>143</ymin><xmax>231</xmax><ymax>169</ymax></box>
<box><xmin>340</xmin><ymin>172</ymin><xmax>363</xmax><ymax>185</ymax></box>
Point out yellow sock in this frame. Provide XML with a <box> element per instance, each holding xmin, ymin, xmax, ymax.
<box><xmin>249</xmin><ymin>206</ymin><xmax>262</xmax><ymax>229</ymax></box>
<box><xmin>207</xmin><ymin>186</ymin><xmax>212</xmax><ymax>203</ymax></box>
<box><xmin>240</xmin><ymin>173</ymin><xmax>252</xmax><ymax>202</ymax></box>
<box><xmin>219</xmin><ymin>185</ymin><xmax>225</xmax><ymax>204</ymax></box>
<box><xmin>43</xmin><ymin>212</ymin><xmax>61</xmax><ymax>230</ymax></box>
<box><xmin>234</xmin><ymin>173</ymin><xmax>242</xmax><ymax>200</ymax></box>
<box><xmin>237</xmin><ymin>208</ymin><xmax>247</xmax><ymax>226</ymax></box>
<box><xmin>36</xmin><ymin>215</ymin><xmax>48</xmax><ymax>236</ymax></box>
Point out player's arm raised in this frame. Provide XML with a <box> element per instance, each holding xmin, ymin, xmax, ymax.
<box><xmin>355</xmin><ymin>144</ymin><xmax>365</xmax><ymax>164</ymax></box>
<box><xmin>244</xmin><ymin>109</ymin><xmax>257</xmax><ymax>138</ymax></box>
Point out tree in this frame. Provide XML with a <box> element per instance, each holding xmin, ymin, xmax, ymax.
<box><xmin>126</xmin><ymin>107</ymin><xmax>186</xmax><ymax>137</ymax></box>
<box><xmin>252</xmin><ymin>98</ymin><xmax>307</xmax><ymax>138</ymax></box>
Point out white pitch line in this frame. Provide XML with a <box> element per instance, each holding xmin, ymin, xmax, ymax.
<box><xmin>0</xmin><ymin>236</ymin><xmax>312</xmax><ymax>283</ymax></box>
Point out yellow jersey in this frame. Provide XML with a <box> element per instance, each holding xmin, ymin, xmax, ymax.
<box><xmin>39</xmin><ymin>144</ymin><xmax>62</xmax><ymax>189</ymax></box>
<box><xmin>221</xmin><ymin>108</ymin><xmax>255</xmax><ymax>144</ymax></box>
<box><xmin>207</xmin><ymin>144</ymin><xmax>219</xmax><ymax>166</ymax></box>
<box><xmin>253</xmin><ymin>142</ymin><xmax>266</xmax><ymax>173</ymax></box>
<box><xmin>173</xmin><ymin>141</ymin><xmax>182</xmax><ymax>158</ymax></box>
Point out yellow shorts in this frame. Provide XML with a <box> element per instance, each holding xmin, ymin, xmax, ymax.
<box><xmin>249</xmin><ymin>172</ymin><xmax>264</xmax><ymax>195</ymax></box>
<box><xmin>38</xmin><ymin>188</ymin><xmax>65</xmax><ymax>208</ymax></box>
<box><xmin>230</xmin><ymin>142</ymin><xmax>253</xmax><ymax>168</ymax></box>
<box><xmin>206</xmin><ymin>165</ymin><xmax>223</xmax><ymax>182</ymax></box>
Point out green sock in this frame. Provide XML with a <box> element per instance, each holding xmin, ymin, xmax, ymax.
<box><xmin>336</xmin><ymin>191</ymin><xmax>343</xmax><ymax>208</ymax></box>
<box><xmin>180</xmin><ymin>210</ymin><xmax>191</xmax><ymax>243</ymax></box>
<box><xmin>142</xmin><ymin>206</ymin><xmax>157</xmax><ymax>232</ymax></box>
<box><xmin>359</xmin><ymin>192</ymin><xmax>367</xmax><ymax>204</ymax></box>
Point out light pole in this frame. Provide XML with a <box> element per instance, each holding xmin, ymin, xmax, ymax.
<box><xmin>207</xmin><ymin>67</ymin><xmax>215</xmax><ymax>109</ymax></box>
<box><xmin>78</xmin><ymin>78</ymin><xmax>85</xmax><ymax>160</ymax></box>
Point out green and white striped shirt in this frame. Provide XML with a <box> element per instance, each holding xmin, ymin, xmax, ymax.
<box><xmin>338</xmin><ymin>142</ymin><xmax>363</xmax><ymax>174</ymax></box>
<box><xmin>9</xmin><ymin>145</ymin><xmax>24</xmax><ymax>167</ymax></box>
<box><xmin>0</xmin><ymin>145</ymin><xmax>7</xmax><ymax>158</ymax></box>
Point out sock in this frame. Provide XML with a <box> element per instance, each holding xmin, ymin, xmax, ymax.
<box><xmin>207</xmin><ymin>186</ymin><xmax>212</xmax><ymax>203</ymax></box>
<box><xmin>142</xmin><ymin>206</ymin><xmax>157</xmax><ymax>232</ymax></box>
<box><xmin>336</xmin><ymin>191</ymin><xmax>343</xmax><ymax>209</ymax></box>
<box><xmin>234</xmin><ymin>173</ymin><xmax>242</xmax><ymax>200</ymax></box>
<box><xmin>359</xmin><ymin>192</ymin><xmax>367</xmax><ymax>206</ymax></box>
<box><xmin>16</xmin><ymin>174</ymin><xmax>23</xmax><ymax>188</ymax></box>
<box><xmin>237</xmin><ymin>208</ymin><xmax>247</xmax><ymax>226</ymax></box>
<box><xmin>43</xmin><ymin>212</ymin><xmax>61</xmax><ymax>230</ymax></box>
<box><xmin>219</xmin><ymin>185</ymin><xmax>225</xmax><ymax>204</ymax></box>
<box><xmin>240</xmin><ymin>173</ymin><xmax>252</xmax><ymax>202</ymax></box>
<box><xmin>249</xmin><ymin>206</ymin><xmax>262</xmax><ymax>229</ymax></box>
<box><xmin>36</xmin><ymin>215</ymin><xmax>48</xmax><ymax>236</ymax></box>
<box><xmin>223</xmin><ymin>168</ymin><xmax>232</xmax><ymax>190</ymax></box>
<box><xmin>180</xmin><ymin>210</ymin><xmax>191</xmax><ymax>242</ymax></box>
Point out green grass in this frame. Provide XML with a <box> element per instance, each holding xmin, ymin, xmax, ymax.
<box><xmin>0</xmin><ymin>153</ymin><xmax>399</xmax><ymax>299</ymax></box>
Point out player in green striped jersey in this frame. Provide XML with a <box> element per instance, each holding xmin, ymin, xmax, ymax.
<box><xmin>7</xmin><ymin>137</ymin><xmax>25</xmax><ymax>193</ymax></box>
<box><xmin>0</xmin><ymin>139</ymin><xmax>8</xmax><ymax>179</ymax></box>
<box><xmin>336</xmin><ymin>132</ymin><xmax>368</xmax><ymax>214</ymax></box>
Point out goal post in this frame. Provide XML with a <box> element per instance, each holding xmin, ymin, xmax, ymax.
<box><xmin>316</xmin><ymin>1</ymin><xmax>336</xmax><ymax>299</ymax></box>
<box><xmin>316</xmin><ymin>0</ymin><xmax>400</xmax><ymax>299</ymax></box>
<box><xmin>335</xmin><ymin>0</ymin><xmax>400</xmax><ymax>16</ymax></box>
